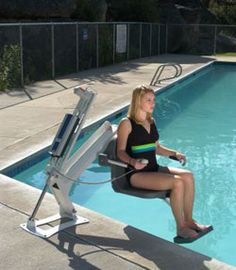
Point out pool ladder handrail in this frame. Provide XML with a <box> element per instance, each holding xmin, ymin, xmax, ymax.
<box><xmin>150</xmin><ymin>63</ymin><xmax>182</xmax><ymax>86</ymax></box>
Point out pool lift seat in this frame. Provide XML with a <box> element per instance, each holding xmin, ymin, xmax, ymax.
<box><xmin>100</xmin><ymin>139</ymin><xmax>214</xmax><ymax>244</ymax></box>
<box><xmin>99</xmin><ymin>136</ymin><xmax>170</xmax><ymax>199</ymax></box>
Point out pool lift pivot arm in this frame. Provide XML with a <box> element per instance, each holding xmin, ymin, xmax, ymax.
<box><xmin>20</xmin><ymin>85</ymin><xmax>116</xmax><ymax>238</ymax></box>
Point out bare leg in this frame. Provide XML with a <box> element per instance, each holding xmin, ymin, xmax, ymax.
<box><xmin>130</xmin><ymin>171</ymin><xmax>198</xmax><ymax>238</ymax></box>
<box><xmin>159</xmin><ymin>167</ymin><xmax>195</xmax><ymax>222</ymax></box>
<box><xmin>159</xmin><ymin>166</ymin><xmax>208</xmax><ymax>232</ymax></box>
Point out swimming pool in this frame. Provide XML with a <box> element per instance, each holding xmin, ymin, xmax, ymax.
<box><xmin>5</xmin><ymin>62</ymin><xmax>236</xmax><ymax>266</ymax></box>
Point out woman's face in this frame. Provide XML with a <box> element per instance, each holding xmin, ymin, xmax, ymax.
<box><xmin>140</xmin><ymin>92</ymin><xmax>155</xmax><ymax>113</ymax></box>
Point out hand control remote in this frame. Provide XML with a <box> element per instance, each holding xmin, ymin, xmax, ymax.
<box><xmin>137</xmin><ymin>159</ymin><xmax>149</xmax><ymax>165</ymax></box>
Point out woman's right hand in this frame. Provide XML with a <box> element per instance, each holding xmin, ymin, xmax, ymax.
<box><xmin>131</xmin><ymin>159</ymin><xmax>147</xmax><ymax>170</ymax></box>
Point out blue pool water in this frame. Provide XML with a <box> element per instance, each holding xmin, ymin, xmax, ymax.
<box><xmin>8</xmin><ymin>62</ymin><xmax>236</xmax><ymax>266</ymax></box>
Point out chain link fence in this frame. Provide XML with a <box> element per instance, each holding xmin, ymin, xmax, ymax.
<box><xmin>0</xmin><ymin>22</ymin><xmax>236</xmax><ymax>89</ymax></box>
<box><xmin>167</xmin><ymin>24</ymin><xmax>236</xmax><ymax>55</ymax></box>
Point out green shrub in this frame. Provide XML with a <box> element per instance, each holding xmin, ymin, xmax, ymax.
<box><xmin>210</xmin><ymin>3</ymin><xmax>236</xmax><ymax>25</ymax></box>
<box><xmin>0</xmin><ymin>44</ymin><xmax>21</xmax><ymax>91</ymax></box>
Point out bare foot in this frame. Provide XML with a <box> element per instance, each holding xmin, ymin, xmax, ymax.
<box><xmin>177</xmin><ymin>227</ymin><xmax>198</xmax><ymax>239</ymax></box>
<box><xmin>187</xmin><ymin>220</ymin><xmax>210</xmax><ymax>232</ymax></box>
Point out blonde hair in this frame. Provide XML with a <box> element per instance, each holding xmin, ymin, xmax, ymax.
<box><xmin>127</xmin><ymin>84</ymin><xmax>155</xmax><ymax>124</ymax></box>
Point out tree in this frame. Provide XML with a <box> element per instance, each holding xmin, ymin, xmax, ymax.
<box><xmin>72</xmin><ymin>0</ymin><xmax>107</xmax><ymax>21</ymax></box>
<box><xmin>209</xmin><ymin>2</ymin><xmax>236</xmax><ymax>25</ymax></box>
<box><xmin>106</xmin><ymin>0</ymin><xmax>160</xmax><ymax>22</ymax></box>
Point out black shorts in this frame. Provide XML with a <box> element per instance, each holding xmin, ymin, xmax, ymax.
<box><xmin>126</xmin><ymin>164</ymin><xmax>160</xmax><ymax>186</ymax></box>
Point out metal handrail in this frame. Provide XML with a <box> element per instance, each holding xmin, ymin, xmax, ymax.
<box><xmin>150</xmin><ymin>63</ymin><xmax>182</xmax><ymax>86</ymax></box>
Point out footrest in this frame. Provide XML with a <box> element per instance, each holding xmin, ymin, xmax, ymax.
<box><xmin>173</xmin><ymin>225</ymin><xmax>213</xmax><ymax>244</ymax></box>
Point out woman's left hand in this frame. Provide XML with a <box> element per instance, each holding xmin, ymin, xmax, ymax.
<box><xmin>176</xmin><ymin>152</ymin><xmax>186</xmax><ymax>166</ymax></box>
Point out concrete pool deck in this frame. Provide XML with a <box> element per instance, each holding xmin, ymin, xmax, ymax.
<box><xmin>0</xmin><ymin>54</ymin><xmax>236</xmax><ymax>269</ymax></box>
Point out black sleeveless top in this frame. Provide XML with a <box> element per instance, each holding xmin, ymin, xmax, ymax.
<box><xmin>126</xmin><ymin>117</ymin><xmax>160</xmax><ymax>174</ymax></box>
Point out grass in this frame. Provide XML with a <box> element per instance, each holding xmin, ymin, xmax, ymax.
<box><xmin>216</xmin><ymin>52</ymin><xmax>236</xmax><ymax>56</ymax></box>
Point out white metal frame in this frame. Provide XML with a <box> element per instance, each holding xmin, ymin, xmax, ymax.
<box><xmin>20</xmin><ymin>85</ymin><xmax>116</xmax><ymax>238</ymax></box>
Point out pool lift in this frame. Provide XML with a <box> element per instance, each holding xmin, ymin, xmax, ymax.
<box><xmin>20</xmin><ymin>85</ymin><xmax>170</xmax><ymax>238</ymax></box>
<box><xmin>20</xmin><ymin>85</ymin><xmax>212</xmax><ymax>242</ymax></box>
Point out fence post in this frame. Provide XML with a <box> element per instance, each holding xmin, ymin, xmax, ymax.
<box><xmin>127</xmin><ymin>23</ymin><xmax>130</xmax><ymax>60</ymax></box>
<box><xmin>113</xmin><ymin>23</ymin><xmax>116</xmax><ymax>64</ymax></box>
<box><xmin>165</xmin><ymin>24</ymin><xmax>168</xmax><ymax>53</ymax></box>
<box><xmin>158</xmin><ymin>24</ymin><xmax>160</xmax><ymax>55</ymax></box>
<box><xmin>51</xmin><ymin>24</ymin><xmax>55</xmax><ymax>79</ymax></box>
<box><xmin>213</xmin><ymin>25</ymin><xmax>217</xmax><ymax>55</ymax></box>
<box><xmin>139</xmin><ymin>23</ymin><xmax>142</xmax><ymax>58</ymax></box>
<box><xmin>96</xmin><ymin>24</ymin><xmax>99</xmax><ymax>68</ymax></box>
<box><xmin>19</xmin><ymin>24</ymin><xmax>24</xmax><ymax>87</ymax></box>
<box><xmin>76</xmin><ymin>23</ymin><xmax>79</xmax><ymax>72</ymax></box>
<box><xmin>149</xmin><ymin>23</ymin><xmax>152</xmax><ymax>56</ymax></box>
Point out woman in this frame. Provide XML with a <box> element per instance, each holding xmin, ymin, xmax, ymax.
<box><xmin>117</xmin><ymin>84</ymin><xmax>209</xmax><ymax>240</ymax></box>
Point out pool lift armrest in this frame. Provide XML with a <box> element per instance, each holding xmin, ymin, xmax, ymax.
<box><xmin>20</xmin><ymin>85</ymin><xmax>116</xmax><ymax>238</ymax></box>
